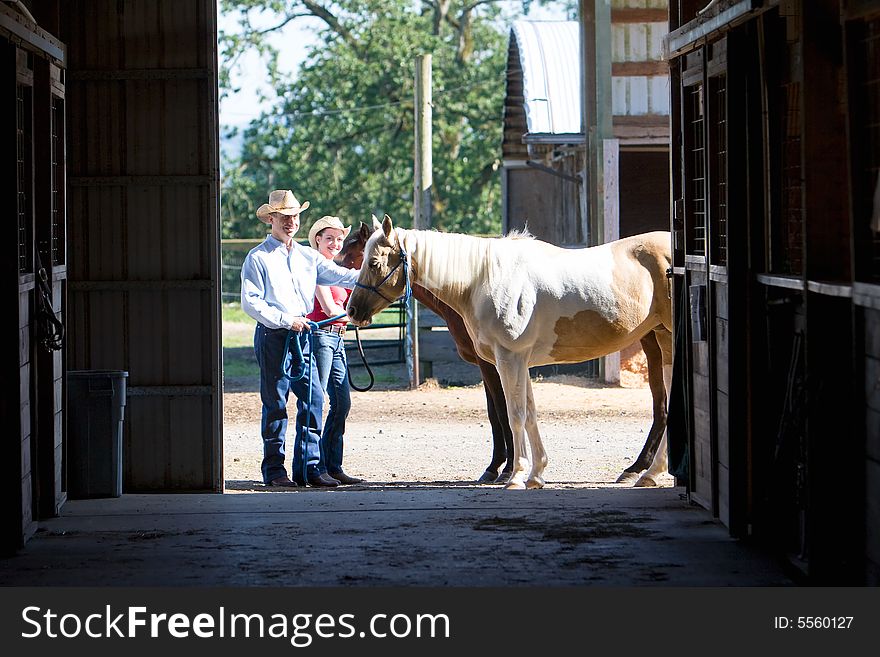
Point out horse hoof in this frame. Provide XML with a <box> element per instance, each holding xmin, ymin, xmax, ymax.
<box><xmin>616</xmin><ymin>472</ymin><xmax>640</xmax><ymax>485</ymax></box>
<box><xmin>634</xmin><ymin>474</ymin><xmax>658</xmax><ymax>488</ymax></box>
<box><xmin>504</xmin><ymin>480</ymin><xmax>527</xmax><ymax>490</ymax></box>
<box><xmin>477</xmin><ymin>471</ymin><xmax>497</xmax><ymax>484</ymax></box>
<box><xmin>493</xmin><ymin>471</ymin><xmax>513</xmax><ymax>485</ymax></box>
<box><xmin>526</xmin><ymin>478</ymin><xmax>544</xmax><ymax>490</ymax></box>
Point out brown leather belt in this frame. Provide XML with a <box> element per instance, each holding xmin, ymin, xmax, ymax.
<box><xmin>318</xmin><ymin>324</ymin><xmax>346</xmax><ymax>336</ymax></box>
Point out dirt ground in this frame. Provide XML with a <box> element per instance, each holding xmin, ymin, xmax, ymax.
<box><xmin>2</xmin><ymin>338</ymin><xmax>794</xmax><ymax>589</ymax></box>
<box><xmin>223</xmin><ymin>369</ymin><xmax>672</xmax><ymax>489</ymax></box>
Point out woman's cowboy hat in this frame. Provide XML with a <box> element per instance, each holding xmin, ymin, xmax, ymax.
<box><xmin>308</xmin><ymin>216</ymin><xmax>352</xmax><ymax>250</ymax></box>
<box><xmin>256</xmin><ymin>189</ymin><xmax>310</xmax><ymax>223</ymax></box>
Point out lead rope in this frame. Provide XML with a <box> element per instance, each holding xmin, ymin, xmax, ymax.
<box><xmin>347</xmin><ymin>327</ymin><xmax>375</xmax><ymax>392</ymax></box>
<box><xmin>281</xmin><ymin>314</ymin><xmax>346</xmax><ymax>484</ymax></box>
<box><xmin>35</xmin><ymin>249</ymin><xmax>64</xmax><ymax>352</ymax></box>
<box><xmin>280</xmin><ymin>313</ymin><xmax>376</xmax><ymax>483</ymax></box>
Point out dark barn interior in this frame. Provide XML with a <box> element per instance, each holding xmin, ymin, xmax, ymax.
<box><xmin>1</xmin><ymin>0</ymin><xmax>221</xmax><ymax>556</ymax></box>
<box><xmin>666</xmin><ymin>0</ymin><xmax>879</xmax><ymax>584</ymax></box>
<box><xmin>1</xmin><ymin>0</ymin><xmax>877</xmax><ymax>586</ymax></box>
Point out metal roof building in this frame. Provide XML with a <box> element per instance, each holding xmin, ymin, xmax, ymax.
<box><xmin>502</xmin><ymin>11</ymin><xmax>671</xmax><ymax>250</ymax></box>
<box><xmin>509</xmin><ymin>19</ymin><xmax>670</xmax><ymax>144</ymax></box>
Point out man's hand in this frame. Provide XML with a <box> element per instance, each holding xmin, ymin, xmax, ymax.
<box><xmin>290</xmin><ymin>317</ymin><xmax>312</xmax><ymax>332</ymax></box>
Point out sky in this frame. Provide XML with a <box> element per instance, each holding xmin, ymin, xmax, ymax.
<box><xmin>218</xmin><ymin>1</ymin><xmax>573</xmax><ymax>151</ymax></box>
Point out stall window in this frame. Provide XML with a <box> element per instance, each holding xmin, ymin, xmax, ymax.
<box><xmin>686</xmin><ymin>82</ymin><xmax>707</xmax><ymax>256</ymax></box>
<box><xmin>16</xmin><ymin>79</ymin><xmax>33</xmax><ymax>275</ymax></box>
<box><xmin>709</xmin><ymin>73</ymin><xmax>728</xmax><ymax>266</ymax></box>
<box><xmin>767</xmin><ymin>8</ymin><xmax>804</xmax><ymax>276</ymax></box>
<box><xmin>51</xmin><ymin>94</ymin><xmax>64</xmax><ymax>266</ymax></box>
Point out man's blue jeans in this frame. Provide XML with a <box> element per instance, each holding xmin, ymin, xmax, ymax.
<box><xmin>254</xmin><ymin>324</ymin><xmax>326</xmax><ymax>484</ymax></box>
<box><xmin>312</xmin><ymin>329</ymin><xmax>352</xmax><ymax>474</ymax></box>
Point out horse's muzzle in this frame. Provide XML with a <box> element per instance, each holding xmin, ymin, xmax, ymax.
<box><xmin>346</xmin><ymin>305</ymin><xmax>372</xmax><ymax>327</ymax></box>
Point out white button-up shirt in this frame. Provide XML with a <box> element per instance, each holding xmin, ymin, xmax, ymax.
<box><xmin>240</xmin><ymin>235</ymin><xmax>360</xmax><ymax>330</ymax></box>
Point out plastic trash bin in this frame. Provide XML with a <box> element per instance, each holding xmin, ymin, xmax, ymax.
<box><xmin>67</xmin><ymin>370</ymin><xmax>128</xmax><ymax>499</ymax></box>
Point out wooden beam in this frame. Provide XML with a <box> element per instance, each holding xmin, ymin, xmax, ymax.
<box><xmin>611</xmin><ymin>8</ymin><xmax>668</xmax><ymax>23</ymax></box>
<box><xmin>612</xmin><ymin>61</ymin><xmax>669</xmax><ymax>77</ymax></box>
<box><xmin>663</xmin><ymin>0</ymin><xmax>761</xmax><ymax>60</ymax></box>
<box><xmin>0</xmin><ymin>4</ymin><xmax>64</xmax><ymax>62</ymax></box>
<box><xmin>69</xmin><ymin>68</ymin><xmax>213</xmax><ymax>80</ymax></box>
<box><xmin>613</xmin><ymin>114</ymin><xmax>671</xmax><ymax>127</ymax></box>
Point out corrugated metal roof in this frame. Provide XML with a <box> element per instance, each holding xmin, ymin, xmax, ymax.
<box><xmin>511</xmin><ymin>18</ymin><xmax>670</xmax><ymax>138</ymax></box>
<box><xmin>511</xmin><ymin>21</ymin><xmax>581</xmax><ymax>136</ymax></box>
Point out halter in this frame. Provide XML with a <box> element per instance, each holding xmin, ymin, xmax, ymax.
<box><xmin>354</xmin><ymin>244</ymin><xmax>412</xmax><ymax>306</ymax></box>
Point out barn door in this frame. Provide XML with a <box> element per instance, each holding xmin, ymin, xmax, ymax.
<box><xmin>1</xmin><ymin>6</ymin><xmax>67</xmax><ymax>552</ymax></box>
<box><xmin>32</xmin><ymin>55</ymin><xmax>68</xmax><ymax>519</ymax></box>
<box><xmin>679</xmin><ymin>47</ymin><xmax>714</xmax><ymax>512</ymax></box>
<box><xmin>671</xmin><ymin>31</ymin><xmax>748</xmax><ymax>529</ymax></box>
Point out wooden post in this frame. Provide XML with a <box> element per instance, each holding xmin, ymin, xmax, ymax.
<box><xmin>603</xmin><ymin>138</ymin><xmax>621</xmax><ymax>383</ymax></box>
<box><xmin>414</xmin><ymin>54</ymin><xmax>433</xmax><ymax>231</ymax></box>
<box><xmin>409</xmin><ymin>54</ymin><xmax>432</xmax><ymax>389</ymax></box>
<box><xmin>581</xmin><ymin>1</ymin><xmax>615</xmax><ymax>381</ymax></box>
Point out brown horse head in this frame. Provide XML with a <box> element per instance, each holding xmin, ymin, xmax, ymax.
<box><xmin>346</xmin><ymin>214</ymin><xmax>408</xmax><ymax>326</ymax></box>
<box><xmin>335</xmin><ymin>219</ymin><xmax>375</xmax><ymax>269</ymax></box>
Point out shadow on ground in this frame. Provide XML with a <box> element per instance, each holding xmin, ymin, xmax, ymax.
<box><xmin>0</xmin><ymin>488</ymin><xmax>796</xmax><ymax>587</ymax></box>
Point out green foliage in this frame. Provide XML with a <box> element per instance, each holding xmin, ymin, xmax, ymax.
<box><xmin>223</xmin><ymin>349</ymin><xmax>260</xmax><ymax>377</ymax></box>
<box><xmin>222</xmin><ymin>302</ymin><xmax>251</xmax><ymax>324</ymax></box>
<box><xmin>219</xmin><ymin>0</ymin><xmax>537</xmax><ymax>239</ymax></box>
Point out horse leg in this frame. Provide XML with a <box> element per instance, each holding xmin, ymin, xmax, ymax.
<box><xmin>493</xmin><ymin>351</ymin><xmax>531</xmax><ymax>490</ymax></box>
<box><xmin>617</xmin><ymin>331</ymin><xmax>666</xmax><ymax>485</ymax></box>
<box><xmin>636</xmin><ymin>328</ymin><xmax>673</xmax><ymax>487</ymax></box>
<box><xmin>524</xmin><ymin>377</ymin><xmax>547</xmax><ymax>489</ymax></box>
<box><xmin>476</xmin><ymin>359</ymin><xmax>510</xmax><ymax>484</ymax></box>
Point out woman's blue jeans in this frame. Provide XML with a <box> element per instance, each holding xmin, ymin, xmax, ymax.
<box><xmin>312</xmin><ymin>329</ymin><xmax>352</xmax><ymax>474</ymax></box>
<box><xmin>254</xmin><ymin>324</ymin><xmax>326</xmax><ymax>484</ymax></box>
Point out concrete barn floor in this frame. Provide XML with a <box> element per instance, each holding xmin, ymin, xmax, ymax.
<box><xmin>0</xmin><ymin>485</ymin><xmax>795</xmax><ymax>587</ymax></box>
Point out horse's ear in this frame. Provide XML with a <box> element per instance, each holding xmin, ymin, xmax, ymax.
<box><xmin>359</xmin><ymin>221</ymin><xmax>372</xmax><ymax>239</ymax></box>
<box><xmin>382</xmin><ymin>215</ymin><xmax>394</xmax><ymax>241</ymax></box>
<box><xmin>371</xmin><ymin>214</ymin><xmax>382</xmax><ymax>232</ymax></box>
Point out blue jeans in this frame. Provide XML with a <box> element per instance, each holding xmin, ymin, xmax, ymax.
<box><xmin>254</xmin><ymin>324</ymin><xmax>326</xmax><ymax>484</ymax></box>
<box><xmin>312</xmin><ymin>329</ymin><xmax>352</xmax><ymax>474</ymax></box>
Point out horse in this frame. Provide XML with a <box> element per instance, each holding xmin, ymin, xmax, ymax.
<box><xmin>346</xmin><ymin>215</ymin><xmax>673</xmax><ymax>489</ymax></box>
<box><xmin>338</xmin><ymin>219</ymin><xmax>514</xmax><ymax>484</ymax></box>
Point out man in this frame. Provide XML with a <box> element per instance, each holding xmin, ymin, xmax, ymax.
<box><xmin>240</xmin><ymin>189</ymin><xmax>360</xmax><ymax>488</ymax></box>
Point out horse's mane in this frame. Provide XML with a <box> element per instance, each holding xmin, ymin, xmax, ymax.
<box><xmin>504</xmin><ymin>227</ymin><xmax>535</xmax><ymax>241</ymax></box>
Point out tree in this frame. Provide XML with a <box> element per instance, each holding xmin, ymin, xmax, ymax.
<box><xmin>219</xmin><ymin>1</ymin><xmax>567</xmax><ymax>238</ymax></box>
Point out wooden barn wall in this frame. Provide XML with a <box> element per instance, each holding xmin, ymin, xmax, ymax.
<box><xmin>60</xmin><ymin>0</ymin><xmax>221</xmax><ymax>492</ymax></box>
<box><xmin>863</xmin><ymin>306</ymin><xmax>880</xmax><ymax>584</ymax></box>
<box><xmin>503</xmin><ymin>159</ymin><xmax>584</xmax><ymax>246</ymax></box>
<box><xmin>847</xmin><ymin>4</ymin><xmax>880</xmax><ymax>584</ymax></box>
<box><xmin>667</xmin><ymin>0</ymin><xmax>878</xmax><ymax>582</ymax></box>
<box><xmin>610</xmin><ymin>0</ymin><xmax>669</xmax><ymax>118</ymax></box>
<box><xmin>1</xmin><ymin>4</ymin><xmax>67</xmax><ymax>554</ymax></box>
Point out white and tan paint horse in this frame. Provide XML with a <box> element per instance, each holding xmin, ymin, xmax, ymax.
<box><xmin>347</xmin><ymin>216</ymin><xmax>673</xmax><ymax>489</ymax></box>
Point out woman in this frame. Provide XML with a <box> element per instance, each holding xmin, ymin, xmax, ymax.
<box><xmin>306</xmin><ymin>216</ymin><xmax>364</xmax><ymax>485</ymax></box>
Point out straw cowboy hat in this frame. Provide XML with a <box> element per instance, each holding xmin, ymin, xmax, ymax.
<box><xmin>256</xmin><ymin>189</ymin><xmax>310</xmax><ymax>223</ymax></box>
<box><xmin>308</xmin><ymin>216</ymin><xmax>351</xmax><ymax>250</ymax></box>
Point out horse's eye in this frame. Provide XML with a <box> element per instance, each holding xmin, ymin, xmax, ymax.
<box><xmin>369</xmin><ymin>256</ymin><xmax>382</xmax><ymax>268</ymax></box>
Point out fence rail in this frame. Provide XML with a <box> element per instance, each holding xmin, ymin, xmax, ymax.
<box><xmin>221</xmin><ymin>239</ymin><xmax>406</xmax><ymax>366</ymax></box>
